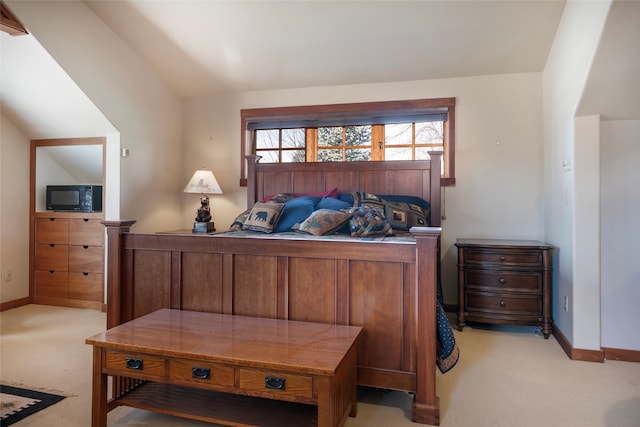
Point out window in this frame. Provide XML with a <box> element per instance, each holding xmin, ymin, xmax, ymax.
<box><xmin>241</xmin><ymin>98</ymin><xmax>455</xmax><ymax>186</ymax></box>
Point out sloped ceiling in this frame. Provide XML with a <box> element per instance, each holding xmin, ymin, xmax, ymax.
<box><xmin>577</xmin><ymin>0</ymin><xmax>640</xmax><ymax>121</ymax></box>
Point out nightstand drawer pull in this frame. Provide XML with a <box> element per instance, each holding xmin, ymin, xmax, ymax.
<box><xmin>191</xmin><ymin>367</ymin><xmax>211</xmax><ymax>380</ymax></box>
<box><xmin>499</xmin><ymin>300</ymin><xmax>507</xmax><ymax>307</ymax></box>
<box><xmin>126</xmin><ymin>357</ymin><xmax>144</xmax><ymax>370</ymax></box>
<box><xmin>500</xmin><ymin>256</ymin><xmax>505</xmax><ymax>261</ymax></box>
<box><xmin>265</xmin><ymin>376</ymin><xmax>286</xmax><ymax>390</ymax></box>
<box><xmin>499</xmin><ymin>277</ymin><xmax>506</xmax><ymax>284</ymax></box>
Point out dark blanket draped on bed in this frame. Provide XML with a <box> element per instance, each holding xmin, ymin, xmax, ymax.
<box><xmin>436</xmin><ymin>280</ymin><xmax>459</xmax><ymax>373</ymax></box>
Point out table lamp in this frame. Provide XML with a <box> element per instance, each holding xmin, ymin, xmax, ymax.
<box><xmin>183</xmin><ymin>169</ymin><xmax>223</xmax><ymax>233</ymax></box>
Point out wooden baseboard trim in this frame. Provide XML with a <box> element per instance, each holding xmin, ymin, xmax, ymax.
<box><xmin>603</xmin><ymin>347</ymin><xmax>640</xmax><ymax>363</ymax></box>
<box><xmin>0</xmin><ymin>297</ymin><xmax>32</xmax><ymax>312</ymax></box>
<box><xmin>552</xmin><ymin>321</ymin><xmax>605</xmax><ymax>363</ymax></box>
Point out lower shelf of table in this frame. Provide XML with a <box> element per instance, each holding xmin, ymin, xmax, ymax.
<box><xmin>112</xmin><ymin>381</ymin><xmax>318</xmax><ymax>427</ymax></box>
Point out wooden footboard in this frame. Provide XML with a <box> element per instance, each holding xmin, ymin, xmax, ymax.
<box><xmin>103</xmin><ymin>223</ymin><xmax>441</xmax><ymax>425</ymax></box>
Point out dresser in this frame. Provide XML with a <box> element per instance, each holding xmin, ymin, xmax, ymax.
<box><xmin>33</xmin><ymin>212</ymin><xmax>104</xmax><ymax>309</ymax></box>
<box><xmin>455</xmin><ymin>238</ymin><xmax>553</xmax><ymax>339</ymax></box>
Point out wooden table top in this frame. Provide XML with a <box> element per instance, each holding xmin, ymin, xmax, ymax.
<box><xmin>86</xmin><ymin>309</ymin><xmax>362</xmax><ymax>376</ymax></box>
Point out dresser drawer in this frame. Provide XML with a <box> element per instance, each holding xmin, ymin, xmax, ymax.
<box><xmin>105</xmin><ymin>351</ymin><xmax>166</xmax><ymax>378</ymax></box>
<box><xmin>69</xmin><ymin>218</ymin><xmax>104</xmax><ymax>246</ymax></box>
<box><xmin>69</xmin><ymin>245</ymin><xmax>103</xmax><ymax>272</ymax></box>
<box><xmin>35</xmin><ymin>270</ymin><xmax>68</xmax><ymax>298</ymax></box>
<box><xmin>35</xmin><ymin>244</ymin><xmax>68</xmax><ymax>271</ymax></box>
<box><xmin>466</xmin><ymin>249</ymin><xmax>541</xmax><ymax>268</ymax></box>
<box><xmin>35</xmin><ymin>218</ymin><xmax>69</xmax><ymax>244</ymax></box>
<box><xmin>466</xmin><ymin>292</ymin><xmax>541</xmax><ymax>316</ymax></box>
<box><xmin>169</xmin><ymin>359</ymin><xmax>235</xmax><ymax>387</ymax></box>
<box><xmin>68</xmin><ymin>272</ymin><xmax>103</xmax><ymax>301</ymax></box>
<box><xmin>466</xmin><ymin>270</ymin><xmax>541</xmax><ymax>292</ymax></box>
<box><xmin>238</xmin><ymin>368</ymin><xmax>313</xmax><ymax>400</ymax></box>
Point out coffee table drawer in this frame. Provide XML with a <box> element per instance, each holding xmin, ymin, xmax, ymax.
<box><xmin>105</xmin><ymin>351</ymin><xmax>166</xmax><ymax>377</ymax></box>
<box><xmin>170</xmin><ymin>359</ymin><xmax>234</xmax><ymax>386</ymax></box>
<box><xmin>239</xmin><ymin>368</ymin><xmax>313</xmax><ymax>399</ymax></box>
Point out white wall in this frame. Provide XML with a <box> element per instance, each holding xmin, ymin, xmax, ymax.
<box><xmin>601</xmin><ymin>120</ymin><xmax>640</xmax><ymax>351</ymax></box>
<box><xmin>8</xmin><ymin>1</ymin><xmax>184</xmax><ymax>233</ymax></box>
<box><xmin>0</xmin><ymin>114</ymin><xmax>30</xmax><ymax>303</ymax></box>
<box><xmin>542</xmin><ymin>0</ymin><xmax>611</xmax><ymax>349</ymax></box>
<box><xmin>183</xmin><ymin>72</ymin><xmax>545</xmax><ymax>304</ymax></box>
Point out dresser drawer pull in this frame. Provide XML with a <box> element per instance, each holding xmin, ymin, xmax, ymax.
<box><xmin>265</xmin><ymin>376</ymin><xmax>286</xmax><ymax>390</ymax></box>
<box><xmin>49</xmin><ymin>243</ymin><xmax>55</xmax><ymax>247</ymax></box>
<box><xmin>499</xmin><ymin>277</ymin><xmax>506</xmax><ymax>284</ymax></box>
<box><xmin>126</xmin><ymin>357</ymin><xmax>144</xmax><ymax>370</ymax></box>
<box><xmin>191</xmin><ymin>367</ymin><xmax>211</xmax><ymax>380</ymax></box>
<box><xmin>499</xmin><ymin>301</ymin><xmax>507</xmax><ymax>307</ymax></box>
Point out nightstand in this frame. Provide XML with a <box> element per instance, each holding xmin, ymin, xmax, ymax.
<box><xmin>455</xmin><ymin>238</ymin><xmax>553</xmax><ymax>339</ymax></box>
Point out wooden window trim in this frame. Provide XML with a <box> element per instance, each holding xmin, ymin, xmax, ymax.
<box><xmin>240</xmin><ymin>98</ymin><xmax>456</xmax><ymax>187</ymax></box>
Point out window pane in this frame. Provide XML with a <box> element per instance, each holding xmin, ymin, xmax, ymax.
<box><xmin>385</xmin><ymin>123</ymin><xmax>412</xmax><ymax>146</ymax></box>
<box><xmin>255</xmin><ymin>129</ymin><xmax>279</xmax><ymax>149</ymax></box>
<box><xmin>318</xmin><ymin>127</ymin><xmax>342</xmax><ymax>147</ymax></box>
<box><xmin>385</xmin><ymin>147</ymin><xmax>413</xmax><ymax>160</ymax></box>
<box><xmin>256</xmin><ymin>150</ymin><xmax>280</xmax><ymax>163</ymax></box>
<box><xmin>282</xmin><ymin>150</ymin><xmax>306</xmax><ymax>163</ymax></box>
<box><xmin>345</xmin><ymin>125</ymin><xmax>371</xmax><ymax>147</ymax></box>
<box><xmin>346</xmin><ymin>148</ymin><xmax>371</xmax><ymax>161</ymax></box>
<box><xmin>318</xmin><ymin>149</ymin><xmax>342</xmax><ymax>162</ymax></box>
<box><xmin>282</xmin><ymin>128</ymin><xmax>305</xmax><ymax>149</ymax></box>
<box><xmin>415</xmin><ymin>121</ymin><xmax>444</xmax><ymax>145</ymax></box>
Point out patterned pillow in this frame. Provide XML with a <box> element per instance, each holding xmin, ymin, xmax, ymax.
<box><xmin>242</xmin><ymin>202</ymin><xmax>285</xmax><ymax>233</ymax></box>
<box><xmin>352</xmin><ymin>192</ymin><xmax>428</xmax><ymax>231</ymax></box>
<box><xmin>229</xmin><ymin>208</ymin><xmax>251</xmax><ymax>231</ymax></box>
<box><xmin>298</xmin><ymin>209</ymin><xmax>351</xmax><ymax>236</ymax></box>
<box><xmin>348</xmin><ymin>206</ymin><xmax>394</xmax><ymax>237</ymax></box>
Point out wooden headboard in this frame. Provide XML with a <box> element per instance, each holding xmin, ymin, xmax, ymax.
<box><xmin>246</xmin><ymin>152</ymin><xmax>442</xmax><ymax>227</ymax></box>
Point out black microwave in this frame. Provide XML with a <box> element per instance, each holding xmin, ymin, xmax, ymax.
<box><xmin>46</xmin><ymin>185</ymin><xmax>103</xmax><ymax>212</ymax></box>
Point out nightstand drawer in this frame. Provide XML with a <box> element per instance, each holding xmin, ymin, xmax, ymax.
<box><xmin>467</xmin><ymin>292</ymin><xmax>541</xmax><ymax>316</ymax></box>
<box><xmin>466</xmin><ymin>249</ymin><xmax>542</xmax><ymax>267</ymax></box>
<box><xmin>238</xmin><ymin>368</ymin><xmax>313</xmax><ymax>400</ymax></box>
<box><xmin>466</xmin><ymin>270</ymin><xmax>541</xmax><ymax>292</ymax></box>
<box><xmin>169</xmin><ymin>359</ymin><xmax>234</xmax><ymax>386</ymax></box>
<box><xmin>105</xmin><ymin>351</ymin><xmax>166</xmax><ymax>377</ymax></box>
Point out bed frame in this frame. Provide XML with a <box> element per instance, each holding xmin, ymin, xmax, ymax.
<box><xmin>103</xmin><ymin>153</ymin><xmax>443</xmax><ymax>425</ymax></box>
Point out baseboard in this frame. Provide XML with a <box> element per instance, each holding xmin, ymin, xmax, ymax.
<box><xmin>603</xmin><ymin>347</ymin><xmax>640</xmax><ymax>363</ymax></box>
<box><xmin>0</xmin><ymin>297</ymin><xmax>32</xmax><ymax>312</ymax></box>
<box><xmin>552</xmin><ymin>321</ymin><xmax>605</xmax><ymax>363</ymax></box>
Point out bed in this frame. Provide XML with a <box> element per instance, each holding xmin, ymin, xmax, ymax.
<box><xmin>103</xmin><ymin>152</ymin><xmax>456</xmax><ymax>425</ymax></box>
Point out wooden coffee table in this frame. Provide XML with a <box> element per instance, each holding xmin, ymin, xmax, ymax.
<box><xmin>86</xmin><ymin>309</ymin><xmax>362</xmax><ymax>427</ymax></box>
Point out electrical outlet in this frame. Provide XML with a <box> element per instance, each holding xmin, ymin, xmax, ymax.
<box><xmin>3</xmin><ymin>269</ymin><xmax>12</xmax><ymax>282</ymax></box>
<box><xmin>563</xmin><ymin>295</ymin><xmax>569</xmax><ymax>312</ymax></box>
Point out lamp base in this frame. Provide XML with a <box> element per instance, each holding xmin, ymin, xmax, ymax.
<box><xmin>192</xmin><ymin>222</ymin><xmax>215</xmax><ymax>233</ymax></box>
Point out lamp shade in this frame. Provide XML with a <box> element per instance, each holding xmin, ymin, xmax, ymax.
<box><xmin>183</xmin><ymin>169</ymin><xmax>223</xmax><ymax>194</ymax></box>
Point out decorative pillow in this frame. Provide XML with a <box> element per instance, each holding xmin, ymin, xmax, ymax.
<box><xmin>242</xmin><ymin>202</ymin><xmax>285</xmax><ymax>233</ymax></box>
<box><xmin>262</xmin><ymin>193</ymin><xmax>295</xmax><ymax>203</ymax></box>
<box><xmin>348</xmin><ymin>206</ymin><xmax>394</xmax><ymax>237</ymax></box>
<box><xmin>298</xmin><ymin>209</ymin><xmax>351</xmax><ymax>236</ymax></box>
<box><xmin>317</xmin><ymin>196</ymin><xmax>352</xmax><ymax>211</ymax></box>
<box><xmin>274</xmin><ymin>196</ymin><xmax>319</xmax><ymax>232</ymax></box>
<box><xmin>229</xmin><ymin>208</ymin><xmax>251</xmax><ymax>231</ymax></box>
<box><xmin>352</xmin><ymin>192</ymin><xmax>428</xmax><ymax>231</ymax></box>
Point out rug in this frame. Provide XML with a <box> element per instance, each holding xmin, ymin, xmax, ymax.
<box><xmin>0</xmin><ymin>385</ymin><xmax>65</xmax><ymax>426</ymax></box>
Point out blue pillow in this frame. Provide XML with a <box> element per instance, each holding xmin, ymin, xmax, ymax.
<box><xmin>274</xmin><ymin>196</ymin><xmax>319</xmax><ymax>232</ymax></box>
<box><xmin>317</xmin><ymin>197</ymin><xmax>352</xmax><ymax>211</ymax></box>
<box><xmin>338</xmin><ymin>193</ymin><xmax>354</xmax><ymax>205</ymax></box>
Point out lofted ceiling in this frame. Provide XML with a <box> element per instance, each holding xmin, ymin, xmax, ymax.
<box><xmin>84</xmin><ymin>0</ymin><xmax>567</xmax><ymax>98</ymax></box>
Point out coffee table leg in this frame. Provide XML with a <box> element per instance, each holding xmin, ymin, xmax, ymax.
<box><xmin>91</xmin><ymin>347</ymin><xmax>107</xmax><ymax>427</ymax></box>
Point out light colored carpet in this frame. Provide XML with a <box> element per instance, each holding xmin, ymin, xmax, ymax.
<box><xmin>1</xmin><ymin>304</ymin><xmax>638</xmax><ymax>427</ymax></box>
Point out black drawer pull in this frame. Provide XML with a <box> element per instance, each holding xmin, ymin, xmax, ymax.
<box><xmin>49</xmin><ymin>270</ymin><xmax>55</xmax><ymax>274</ymax></box>
<box><xmin>49</xmin><ymin>218</ymin><xmax>55</xmax><ymax>221</ymax></box>
<box><xmin>49</xmin><ymin>243</ymin><xmax>55</xmax><ymax>247</ymax></box>
<box><xmin>192</xmin><ymin>367</ymin><xmax>211</xmax><ymax>380</ymax></box>
<box><xmin>83</xmin><ymin>218</ymin><xmax>90</xmax><ymax>222</ymax></box>
<box><xmin>498</xmin><ymin>277</ymin><xmax>506</xmax><ymax>284</ymax></box>
<box><xmin>499</xmin><ymin>301</ymin><xmax>507</xmax><ymax>307</ymax></box>
<box><xmin>83</xmin><ymin>272</ymin><xmax>89</xmax><ymax>276</ymax></box>
<box><xmin>125</xmin><ymin>357</ymin><xmax>143</xmax><ymax>370</ymax></box>
<box><xmin>83</xmin><ymin>245</ymin><xmax>89</xmax><ymax>249</ymax></box>
<box><xmin>265</xmin><ymin>376</ymin><xmax>286</xmax><ymax>390</ymax></box>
